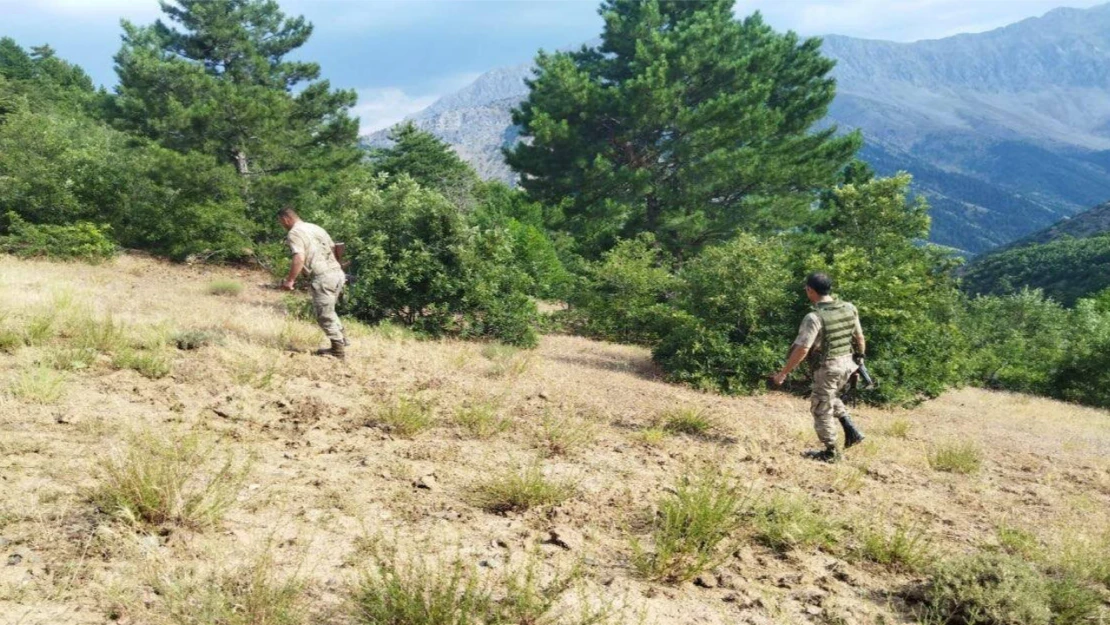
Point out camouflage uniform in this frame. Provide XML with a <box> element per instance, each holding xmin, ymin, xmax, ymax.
<box><xmin>286</xmin><ymin>221</ymin><xmax>346</xmax><ymax>343</ymax></box>
<box><xmin>792</xmin><ymin>301</ymin><xmax>863</xmax><ymax>449</ymax></box>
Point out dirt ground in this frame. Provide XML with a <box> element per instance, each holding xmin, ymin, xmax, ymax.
<box><xmin>1</xmin><ymin>254</ymin><xmax>1108</xmax><ymax>625</ymax></box>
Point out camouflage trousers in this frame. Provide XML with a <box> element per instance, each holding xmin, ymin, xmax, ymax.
<box><xmin>810</xmin><ymin>356</ymin><xmax>856</xmax><ymax>448</ymax></box>
<box><xmin>310</xmin><ymin>270</ymin><xmax>346</xmax><ymax>343</ymax></box>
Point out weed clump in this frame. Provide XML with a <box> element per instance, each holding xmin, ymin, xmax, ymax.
<box><xmin>173</xmin><ymin>329</ymin><xmax>225</xmax><ymax>351</ymax></box>
<box><xmin>9</xmin><ymin>367</ymin><xmax>66</xmax><ymax>404</ymax></box>
<box><xmin>929</xmin><ymin>441</ymin><xmax>983</xmax><ymax>474</ymax></box>
<box><xmin>632</xmin><ymin>471</ymin><xmax>748</xmax><ymax>583</ymax></box>
<box><xmin>453</xmin><ymin>401</ymin><xmax>512</xmax><ymax>439</ymax></box>
<box><xmin>857</xmin><ymin>519</ymin><xmax>931</xmax><ymax>572</ymax></box>
<box><xmin>93</xmin><ymin>431</ymin><xmax>249</xmax><ymax>530</ymax></box>
<box><xmin>659</xmin><ymin>407</ymin><xmax>716</xmax><ymax>436</ymax></box>
<box><xmin>113</xmin><ymin>349</ymin><xmax>172</xmax><ymax>379</ymax></box>
<box><xmin>368</xmin><ymin>397</ymin><xmax>436</xmax><ymax>438</ymax></box>
<box><xmin>473</xmin><ymin>464</ymin><xmax>575</xmax><ymax>514</ymax></box>
<box><xmin>750</xmin><ymin>494</ymin><xmax>841</xmax><ymax>554</ymax></box>
<box><xmin>534</xmin><ymin>413</ymin><xmax>597</xmax><ymax>457</ymax></box>
<box><xmin>207</xmin><ymin>279</ymin><xmax>244</xmax><ymax>297</ymax></box>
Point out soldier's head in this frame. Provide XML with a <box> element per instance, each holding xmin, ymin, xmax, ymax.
<box><xmin>277</xmin><ymin>206</ymin><xmax>300</xmax><ymax>231</ymax></box>
<box><xmin>804</xmin><ymin>272</ymin><xmax>833</xmax><ymax>302</ymax></box>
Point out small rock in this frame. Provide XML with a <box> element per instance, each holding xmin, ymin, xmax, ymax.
<box><xmin>538</xmin><ymin>391</ymin><xmax>550</xmax><ymax>400</ymax></box>
<box><xmin>776</xmin><ymin>573</ymin><xmax>803</xmax><ymax>589</ymax></box>
<box><xmin>717</xmin><ymin>572</ymin><xmax>738</xmax><ymax>590</ymax></box>
<box><xmin>805</xmin><ymin>605</ymin><xmax>823</xmax><ymax>617</ymax></box>
<box><xmin>7</xmin><ymin>553</ymin><xmax>22</xmax><ymax>566</ymax></box>
<box><xmin>694</xmin><ymin>574</ymin><xmax>718</xmax><ymax>589</ymax></box>
<box><xmin>546</xmin><ymin>525</ymin><xmax>583</xmax><ymax>551</ymax></box>
<box><xmin>415</xmin><ymin>474</ymin><xmax>437</xmax><ymax>490</ymax></box>
<box><xmin>601</xmin><ymin>576</ymin><xmax>616</xmax><ymax>587</ymax></box>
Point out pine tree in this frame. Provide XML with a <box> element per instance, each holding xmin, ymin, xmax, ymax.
<box><xmin>370</xmin><ymin>122</ymin><xmax>478</xmax><ymax>204</ymax></box>
<box><xmin>506</xmin><ymin>0</ymin><xmax>861</xmax><ymax>259</ymax></box>
<box><xmin>112</xmin><ymin>0</ymin><xmax>359</xmax><ymax>181</ymax></box>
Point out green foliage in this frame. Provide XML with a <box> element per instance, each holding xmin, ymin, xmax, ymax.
<box><xmin>631</xmin><ymin>471</ymin><xmax>748</xmax><ymax>583</ymax></box>
<box><xmin>750</xmin><ymin>494</ymin><xmax>841</xmax><ymax>554</ymax></box>
<box><xmin>963</xmin><ymin>233</ymin><xmax>1110</xmax><ymax>306</ymax></box>
<box><xmin>0</xmin><ymin>212</ymin><xmax>115</xmax><ymax>261</ymax></box>
<box><xmin>113</xmin><ymin>349</ymin><xmax>173</xmax><ymax>380</ymax></box>
<box><xmin>857</xmin><ymin>519</ymin><xmax>932</xmax><ymax>572</ymax></box>
<box><xmin>367</xmin><ymin>397</ymin><xmax>436</xmax><ymax>439</ymax></box>
<box><xmin>653</xmin><ymin>233</ymin><xmax>794</xmax><ymax>393</ymax></box>
<box><xmin>370</xmin><ymin>122</ymin><xmax>478</xmax><ymax>203</ymax></box>
<box><xmin>508</xmin><ymin>2</ymin><xmax>861</xmax><ymax>258</ymax></box>
<box><xmin>207</xmin><ymin>279</ymin><xmax>244</xmax><ymax>297</ymax></box>
<box><xmin>9</xmin><ymin>367</ymin><xmax>66</xmax><ymax>404</ymax></box>
<box><xmin>172</xmin><ymin>329</ymin><xmax>225</xmax><ymax>351</ymax></box>
<box><xmin>658</xmin><ymin>408</ymin><xmax>717</xmax><ymax>436</ymax></box>
<box><xmin>572</xmin><ymin>234</ymin><xmax>678</xmax><ymax>344</ymax></box>
<box><xmin>339</xmin><ymin>178</ymin><xmax>539</xmax><ymax>347</ymax></box>
<box><xmin>928</xmin><ymin>441</ymin><xmax>983</xmax><ymax>475</ymax></box>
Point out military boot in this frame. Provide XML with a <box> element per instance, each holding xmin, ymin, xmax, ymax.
<box><xmin>838</xmin><ymin>415</ymin><xmax>866</xmax><ymax>448</ymax></box>
<box><xmin>803</xmin><ymin>445</ymin><xmax>842</xmax><ymax>464</ymax></box>
<box><xmin>315</xmin><ymin>340</ymin><xmax>346</xmax><ymax>360</ymax></box>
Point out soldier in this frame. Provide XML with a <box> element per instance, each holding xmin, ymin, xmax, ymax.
<box><xmin>770</xmin><ymin>273</ymin><xmax>867</xmax><ymax>463</ymax></box>
<box><xmin>277</xmin><ymin>206</ymin><xmax>347</xmax><ymax>359</ymax></box>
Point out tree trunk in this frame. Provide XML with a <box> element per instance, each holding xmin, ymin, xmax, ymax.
<box><xmin>233</xmin><ymin>149</ymin><xmax>249</xmax><ymax>176</ymax></box>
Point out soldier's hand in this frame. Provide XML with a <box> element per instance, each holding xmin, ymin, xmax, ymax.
<box><xmin>281</xmin><ymin>279</ymin><xmax>296</xmax><ymax>291</ymax></box>
<box><xmin>770</xmin><ymin>372</ymin><xmax>787</xmax><ymax>387</ymax></box>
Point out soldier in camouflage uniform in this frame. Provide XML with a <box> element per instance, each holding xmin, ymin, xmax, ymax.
<box><xmin>278</xmin><ymin>206</ymin><xmax>347</xmax><ymax>359</ymax></box>
<box><xmin>770</xmin><ymin>273</ymin><xmax>867</xmax><ymax>463</ymax></box>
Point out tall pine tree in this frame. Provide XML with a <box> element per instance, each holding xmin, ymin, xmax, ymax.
<box><xmin>111</xmin><ymin>1</ymin><xmax>359</xmax><ymax>189</ymax></box>
<box><xmin>507</xmin><ymin>0</ymin><xmax>861</xmax><ymax>259</ymax></box>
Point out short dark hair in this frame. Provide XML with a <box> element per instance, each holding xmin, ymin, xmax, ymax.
<box><xmin>806</xmin><ymin>272</ymin><xmax>833</xmax><ymax>296</ymax></box>
<box><xmin>277</xmin><ymin>205</ymin><xmax>298</xmax><ymax>220</ymax></box>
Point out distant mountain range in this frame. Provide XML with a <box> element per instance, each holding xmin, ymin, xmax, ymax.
<box><xmin>368</xmin><ymin>4</ymin><xmax>1110</xmax><ymax>255</ymax></box>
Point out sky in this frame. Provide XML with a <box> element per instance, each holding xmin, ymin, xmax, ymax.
<box><xmin>1</xmin><ymin>0</ymin><xmax>1105</xmax><ymax>134</ymax></box>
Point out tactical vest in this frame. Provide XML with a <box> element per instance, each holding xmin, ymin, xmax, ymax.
<box><xmin>814</xmin><ymin>301</ymin><xmax>857</xmax><ymax>362</ymax></box>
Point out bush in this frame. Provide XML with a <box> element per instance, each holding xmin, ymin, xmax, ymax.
<box><xmin>653</xmin><ymin>234</ymin><xmax>794</xmax><ymax>394</ymax></box>
<box><xmin>93</xmin><ymin>430</ymin><xmax>249</xmax><ymax>529</ymax></box>
<box><xmin>857</xmin><ymin>519</ymin><xmax>932</xmax><ymax>572</ymax></box>
<box><xmin>632</xmin><ymin>471</ymin><xmax>748</xmax><ymax>583</ymax></box>
<box><xmin>472</xmin><ymin>464</ymin><xmax>575</xmax><ymax>514</ymax></box>
<box><xmin>750</xmin><ymin>494</ymin><xmax>841</xmax><ymax>554</ymax></box>
<box><xmin>572</xmin><ymin>234</ymin><xmax>678</xmax><ymax>345</ymax></box>
<box><xmin>0</xmin><ymin>212</ymin><xmax>115</xmax><ymax>261</ymax></box>
<box><xmin>659</xmin><ymin>407</ymin><xmax>717</xmax><ymax>437</ymax></box>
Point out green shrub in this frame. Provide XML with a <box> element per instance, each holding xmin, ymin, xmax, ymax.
<box><xmin>472</xmin><ymin>464</ymin><xmax>575</xmax><ymax>514</ymax></box>
<box><xmin>93</xmin><ymin>430</ymin><xmax>249</xmax><ymax>529</ymax></box>
<box><xmin>928</xmin><ymin>442</ymin><xmax>983</xmax><ymax>475</ymax></box>
<box><xmin>659</xmin><ymin>407</ymin><xmax>717</xmax><ymax>436</ymax></box>
<box><xmin>572</xmin><ymin>234</ymin><xmax>678</xmax><ymax>345</ymax></box>
<box><xmin>207</xmin><ymin>279</ymin><xmax>243</xmax><ymax>297</ymax></box>
<box><xmin>0</xmin><ymin>212</ymin><xmax>115</xmax><ymax>260</ymax></box>
<box><xmin>918</xmin><ymin>553</ymin><xmax>1053</xmax><ymax>625</ymax></box>
<box><xmin>632</xmin><ymin>471</ymin><xmax>749</xmax><ymax>583</ymax></box>
<box><xmin>857</xmin><ymin>519</ymin><xmax>932</xmax><ymax>572</ymax></box>
<box><xmin>172</xmin><ymin>329</ymin><xmax>224</xmax><ymax>351</ymax></box>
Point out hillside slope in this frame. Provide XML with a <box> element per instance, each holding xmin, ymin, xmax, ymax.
<box><xmin>368</xmin><ymin>4</ymin><xmax>1110</xmax><ymax>254</ymax></box>
<box><xmin>962</xmin><ymin>200</ymin><xmax>1110</xmax><ymax>303</ymax></box>
<box><xmin>1</xmin><ymin>255</ymin><xmax>1109</xmax><ymax>624</ymax></box>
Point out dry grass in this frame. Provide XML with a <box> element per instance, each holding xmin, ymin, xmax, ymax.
<box><xmin>472</xmin><ymin>464</ymin><xmax>576</xmax><ymax>514</ymax></box>
<box><xmin>93</xmin><ymin>430</ymin><xmax>250</xmax><ymax>530</ymax></box>
<box><xmin>928</xmin><ymin>441</ymin><xmax>983</xmax><ymax>474</ymax></box>
<box><xmin>207</xmin><ymin>279</ymin><xmax>245</xmax><ymax>297</ymax></box>
<box><xmin>367</xmin><ymin>396</ymin><xmax>437</xmax><ymax>438</ymax></box>
<box><xmin>9</xmin><ymin>366</ymin><xmax>66</xmax><ymax>403</ymax></box>
<box><xmin>533</xmin><ymin>412</ymin><xmax>598</xmax><ymax>457</ymax></box>
<box><xmin>2</xmin><ymin>255</ymin><xmax>1109</xmax><ymax>625</ymax></box>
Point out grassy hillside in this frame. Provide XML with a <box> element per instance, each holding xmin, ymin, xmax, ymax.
<box><xmin>963</xmin><ymin>201</ymin><xmax>1110</xmax><ymax>304</ymax></box>
<box><xmin>1</xmin><ymin>255</ymin><xmax>1108</xmax><ymax>625</ymax></box>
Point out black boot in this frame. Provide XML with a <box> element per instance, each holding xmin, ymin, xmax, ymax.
<box><xmin>838</xmin><ymin>415</ymin><xmax>866</xmax><ymax>448</ymax></box>
<box><xmin>803</xmin><ymin>445</ymin><xmax>842</xmax><ymax>464</ymax></box>
<box><xmin>315</xmin><ymin>340</ymin><xmax>346</xmax><ymax>360</ymax></box>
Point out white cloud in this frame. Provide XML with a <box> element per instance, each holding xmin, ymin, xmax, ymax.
<box><xmin>353</xmin><ymin>87</ymin><xmax>439</xmax><ymax>135</ymax></box>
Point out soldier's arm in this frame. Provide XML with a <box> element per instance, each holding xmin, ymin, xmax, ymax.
<box><xmin>282</xmin><ymin>253</ymin><xmax>305</xmax><ymax>290</ymax></box>
<box><xmin>852</xmin><ymin>311</ymin><xmax>866</xmax><ymax>356</ymax></box>
<box><xmin>777</xmin><ymin>344</ymin><xmax>810</xmax><ymax>379</ymax></box>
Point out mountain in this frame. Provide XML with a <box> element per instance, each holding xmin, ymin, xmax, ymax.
<box><xmin>961</xmin><ymin>200</ymin><xmax>1110</xmax><ymax>304</ymax></box>
<box><xmin>367</xmin><ymin>4</ymin><xmax>1110</xmax><ymax>254</ymax></box>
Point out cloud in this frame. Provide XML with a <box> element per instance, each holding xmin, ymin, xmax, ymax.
<box><xmin>353</xmin><ymin>88</ymin><xmax>439</xmax><ymax>135</ymax></box>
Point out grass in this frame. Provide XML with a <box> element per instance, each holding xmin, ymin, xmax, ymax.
<box><xmin>995</xmin><ymin>525</ymin><xmax>1043</xmax><ymax>560</ymax></box>
<box><xmin>113</xmin><ymin>349</ymin><xmax>172</xmax><ymax>379</ymax></box>
<box><xmin>632</xmin><ymin>471</ymin><xmax>749</xmax><ymax>583</ymax></box>
<box><xmin>453</xmin><ymin>401</ymin><xmax>512</xmax><ymax>439</ymax></box>
<box><xmin>231</xmin><ymin>352</ymin><xmax>281</xmax><ymax>389</ymax></box>
<box><xmin>367</xmin><ymin>397</ymin><xmax>436</xmax><ymax>438</ymax></box>
<box><xmin>64</xmin><ymin>312</ymin><xmax>126</xmax><ymax>353</ymax></box>
<box><xmin>9</xmin><ymin>366</ymin><xmax>66</xmax><ymax>404</ymax></box>
<box><xmin>634</xmin><ymin>427</ymin><xmax>668</xmax><ymax>446</ymax></box>
<box><xmin>928</xmin><ymin>441</ymin><xmax>983</xmax><ymax>474</ymax></box>
<box><xmin>146</xmin><ymin>552</ymin><xmax>306</xmax><ymax>625</ymax></box>
<box><xmin>352</xmin><ymin>549</ymin><xmax>613</xmax><ymax>625</ymax></box>
<box><xmin>750</xmin><ymin>493</ymin><xmax>842</xmax><ymax>554</ymax></box>
<box><xmin>0</xmin><ymin>325</ymin><xmax>23</xmax><ymax>353</ymax></box>
<box><xmin>92</xmin><ymin>430</ymin><xmax>250</xmax><ymax>530</ymax></box>
<box><xmin>473</xmin><ymin>464</ymin><xmax>576</xmax><ymax>514</ymax></box>
<box><xmin>24</xmin><ymin>308</ymin><xmax>59</xmax><ymax>346</ymax></box>
<box><xmin>857</xmin><ymin>519</ymin><xmax>932</xmax><ymax>572</ymax></box>
<box><xmin>658</xmin><ymin>407</ymin><xmax>716</xmax><ymax>437</ymax></box>
<box><xmin>44</xmin><ymin>346</ymin><xmax>99</xmax><ymax>371</ymax></box>
<box><xmin>880</xmin><ymin>418</ymin><xmax>913</xmax><ymax>439</ymax></box>
<box><xmin>534</xmin><ymin>413</ymin><xmax>597</xmax><ymax>457</ymax></box>
<box><xmin>207</xmin><ymin>279</ymin><xmax>244</xmax><ymax>297</ymax></box>
<box><xmin>482</xmin><ymin>343</ymin><xmax>530</xmax><ymax>378</ymax></box>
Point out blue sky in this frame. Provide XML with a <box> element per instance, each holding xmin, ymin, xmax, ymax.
<box><xmin>1</xmin><ymin>0</ymin><xmax>1105</xmax><ymax>133</ymax></box>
